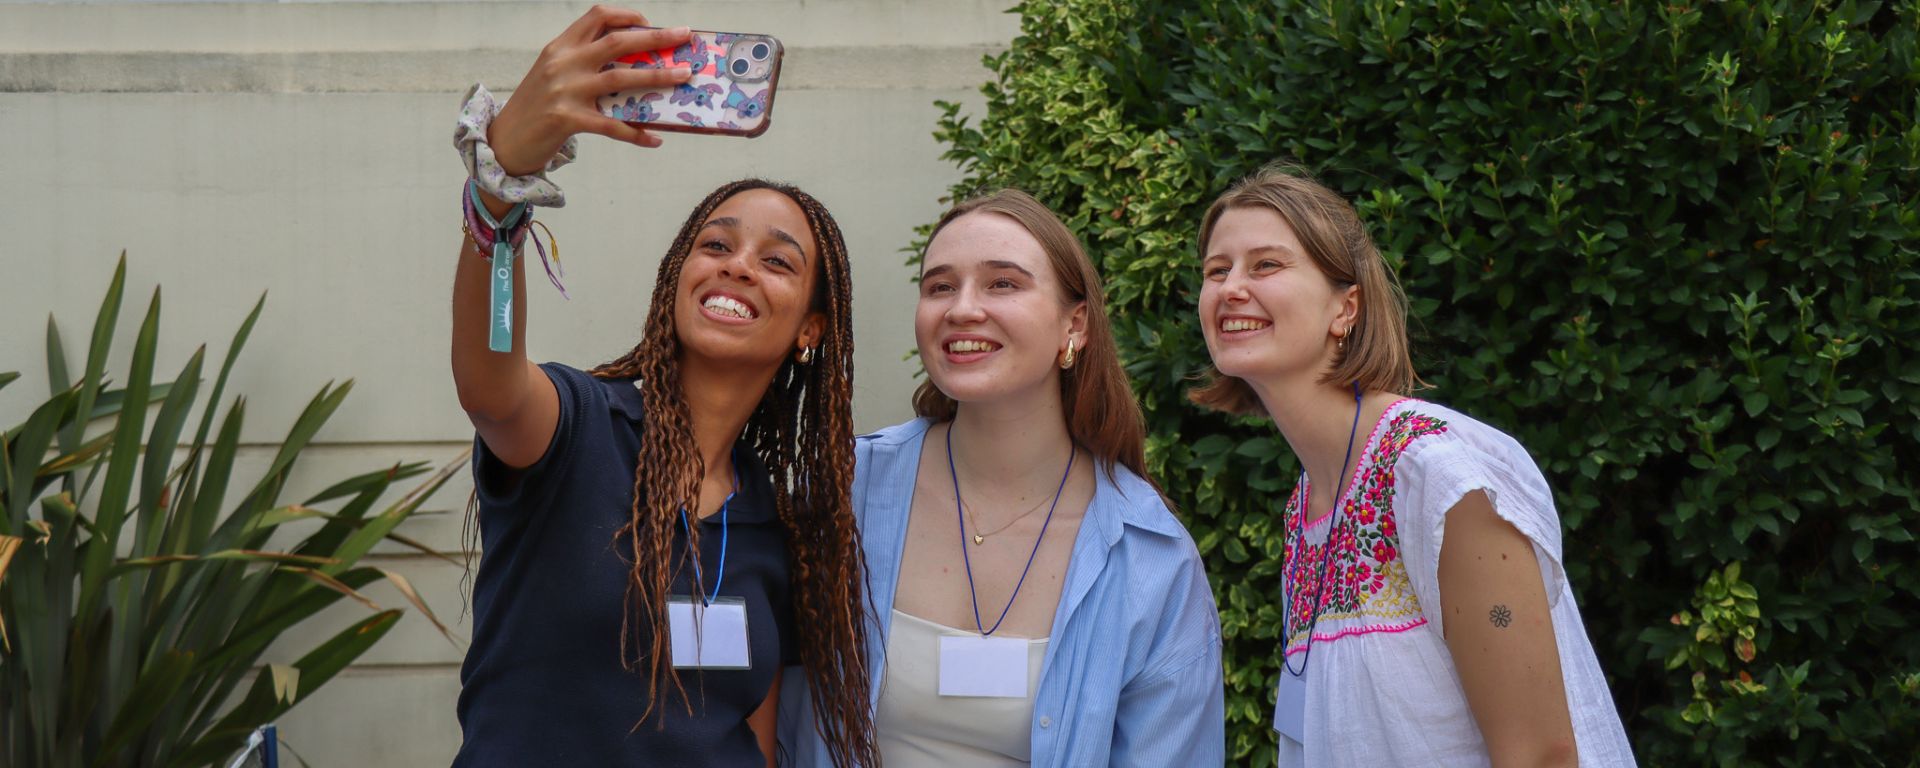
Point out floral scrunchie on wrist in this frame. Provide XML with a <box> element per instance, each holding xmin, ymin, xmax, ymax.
<box><xmin>454</xmin><ymin>83</ymin><xmax>576</xmax><ymax>207</ymax></box>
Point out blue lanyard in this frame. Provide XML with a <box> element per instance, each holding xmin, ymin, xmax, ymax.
<box><xmin>677</xmin><ymin>459</ymin><xmax>741</xmax><ymax>607</ymax></box>
<box><xmin>949</xmin><ymin>422</ymin><xmax>1077</xmax><ymax>637</ymax></box>
<box><xmin>468</xmin><ymin>182</ymin><xmax>529</xmax><ymax>353</ymax></box>
<box><xmin>1283</xmin><ymin>383</ymin><xmax>1365</xmax><ymax>677</ymax></box>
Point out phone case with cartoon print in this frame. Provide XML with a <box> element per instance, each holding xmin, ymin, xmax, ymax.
<box><xmin>598</xmin><ymin>29</ymin><xmax>783</xmax><ymax>138</ymax></box>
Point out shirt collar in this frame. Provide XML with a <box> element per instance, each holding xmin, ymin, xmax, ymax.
<box><xmin>599</xmin><ymin>374</ymin><xmax>779</xmax><ymax>526</ymax></box>
<box><xmin>603</xmin><ymin>376</ymin><xmax>648</xmax><ymax>423</ymax></box>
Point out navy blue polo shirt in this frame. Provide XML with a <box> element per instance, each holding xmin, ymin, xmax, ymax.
<box><xmin>455</xmin><ymin>363</ymin><xmax>796</xmax><ymax>767</ymax></box>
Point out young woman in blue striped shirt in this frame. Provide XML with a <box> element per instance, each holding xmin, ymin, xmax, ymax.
<box><xmin>784</xmin><ymin>190</ymin><xmax>1225</xmax><ymax>766</ymax></box>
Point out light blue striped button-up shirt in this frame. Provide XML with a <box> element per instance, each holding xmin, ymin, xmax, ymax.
<box><xmin>780</xmin><ymin>418</ymin><xmax>1225</xmax><ymax>767</ymax></box>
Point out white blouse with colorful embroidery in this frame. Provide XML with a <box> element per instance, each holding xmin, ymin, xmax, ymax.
<box><xmin>1274</xmin><ymin>399</ymin><xmax>1636</xmax><ymax>767</ymax></box>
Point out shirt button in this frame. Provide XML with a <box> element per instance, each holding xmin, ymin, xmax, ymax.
<box><xmin>1039</xmin><ymin>716</ymin><xmax>1052</xmax><ymax>728</ymax></box>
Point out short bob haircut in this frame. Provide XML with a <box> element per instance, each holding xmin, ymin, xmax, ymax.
<box><xmin>1189</xmin><ymin>162</ymin><xmax>1425</xmax><ymax>416</ymax></box>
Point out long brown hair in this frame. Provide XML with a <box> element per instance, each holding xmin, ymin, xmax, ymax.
<box><xmin>1189</xmin><ymin>162</ymin><xmax>1425</xmax><ymax>415</ymax></box>
<box><xmin>912</xmin><ymin>189</ymin><xmax>1154</xmax><ymax>490</ymax></box>
<box><xmin>593</xmin><ymin>179</ymin><xmax>875</xmax><ymax>767</ymax></box>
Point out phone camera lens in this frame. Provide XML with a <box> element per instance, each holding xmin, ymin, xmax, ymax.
<box><xmin>730</xmin><ymin>58</ymin><xmax>750</xmax><ymax>76</ymax></box>
<box><xmin>752</xmin><ymin>42</ymin><xmax>770</xmax><ymax>59</ymax></box>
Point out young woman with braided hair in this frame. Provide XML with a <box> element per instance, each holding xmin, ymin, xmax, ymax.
<box><xmin>450</xmin><ymin>7</ymin><xmax>873</xmax><ymax>767</ymax></box>
<box><xmin>783</xmin><ymin>190</ymin><xmax>1225</xmax><ymax>766</ymax></box>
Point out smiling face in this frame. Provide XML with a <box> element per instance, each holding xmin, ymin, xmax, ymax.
<box><xmin>672</xmin><ymin>188</ymin><xmax>825</xmax><ymax>369</ymax></box>
<box><xmin>916</xmin><ymin>212</ymin><xmax>1085</xmax><ymax>407</ymax></box>
<box><xmin>1198</xmin><ymin>205</ymin><xmax>1356</xmax><ymax>387</ymax></box>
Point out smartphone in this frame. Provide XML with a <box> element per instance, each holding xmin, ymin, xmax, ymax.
<box><xmin>598</xmin><ymin>29</ymin><xmax>783</xmax><ymax>138</ymax></box>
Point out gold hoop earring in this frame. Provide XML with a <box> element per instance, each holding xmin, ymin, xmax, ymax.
<box><xmin>1060</xmin><ymin>339</ymin><xmax>1077</xmax><ymax>370</ymax></box>
<box><xmin>797</xmin><ymin>346</ymin><xmax>814</xmax><ymax>364</ymax></box>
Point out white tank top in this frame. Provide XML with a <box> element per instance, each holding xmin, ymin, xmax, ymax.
<box><xmin>874</xmin><ymin>610</ymin><xmax>1049</xmax><ymax>767</ymax></box>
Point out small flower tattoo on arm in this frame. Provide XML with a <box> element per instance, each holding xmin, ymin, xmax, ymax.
<box><xmin>1490</xmin><ymin>604</ymin><xmax>1513</xmax><ymax>628</ymax></box>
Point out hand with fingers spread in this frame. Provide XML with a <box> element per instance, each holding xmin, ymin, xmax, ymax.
<box><xmin>489</xmin><ymin>5</ymin><xmax>694</xmax><ymax>177</ymax></box>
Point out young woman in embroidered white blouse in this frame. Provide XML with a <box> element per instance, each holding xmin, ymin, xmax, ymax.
<box><xmin>1190</xmin><ymin>164</ymin><xmax>1637</xmax><ymax>767</ymax></box>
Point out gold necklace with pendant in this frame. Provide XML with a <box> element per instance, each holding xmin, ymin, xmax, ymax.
<box><xmin>962</xmin><ymin>493</ymin><xmax>1056</xmax><ymax>545</ymax></box>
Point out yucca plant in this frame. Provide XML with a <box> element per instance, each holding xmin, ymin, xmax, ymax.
<box><xmin>0</xmin><ymin>255</ymin><xmax>462</xmax><ymax>767</ymax></box>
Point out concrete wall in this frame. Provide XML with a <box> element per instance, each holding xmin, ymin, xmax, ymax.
<box><xmin>0</xmin><ymin>1</ymin><xmax>1014</xmax><ymax>763</ymax></box>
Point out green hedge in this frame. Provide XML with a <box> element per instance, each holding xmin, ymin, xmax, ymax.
<box><xmin>921</xmin><ymin>0</ymin><xmax>1920</xmax><ymax>764</ymax></box>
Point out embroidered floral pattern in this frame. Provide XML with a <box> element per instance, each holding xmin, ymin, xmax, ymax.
<box><xmin>1282</xmin><ymin>404</ymin><xmax>1449</xmax><ymax>654</ymax></box>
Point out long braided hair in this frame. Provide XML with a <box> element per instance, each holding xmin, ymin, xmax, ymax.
<box><xmin>592</xmin><ymin>179</ymin><xmax>875</xmax><ymax>767</ymax></box>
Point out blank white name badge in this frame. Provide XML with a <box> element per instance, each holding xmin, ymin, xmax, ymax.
<box><xmin>938</xmin><ymin>634</ymin><xmax>1028</xmax><ymax>698</ymax></box>
<box><xmin>668</xmin><ymin>596</ymin><xmax>751</xmax><ymax>670</ymax></box>
<box><xmin>1273</xmin><ymin>662</ymin><xmax>1307</xmax><ymax>744</ymax></box>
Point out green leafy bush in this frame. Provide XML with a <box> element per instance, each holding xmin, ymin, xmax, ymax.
<box><xmin>925</xmin><ymin>0</ymin><xmax>1919</xmax><ymax>763</ymax></box>
<box><xmin>0</xmin><ymin>256</ymin><xmax>461</xmax><ymax>767</ymax></box>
